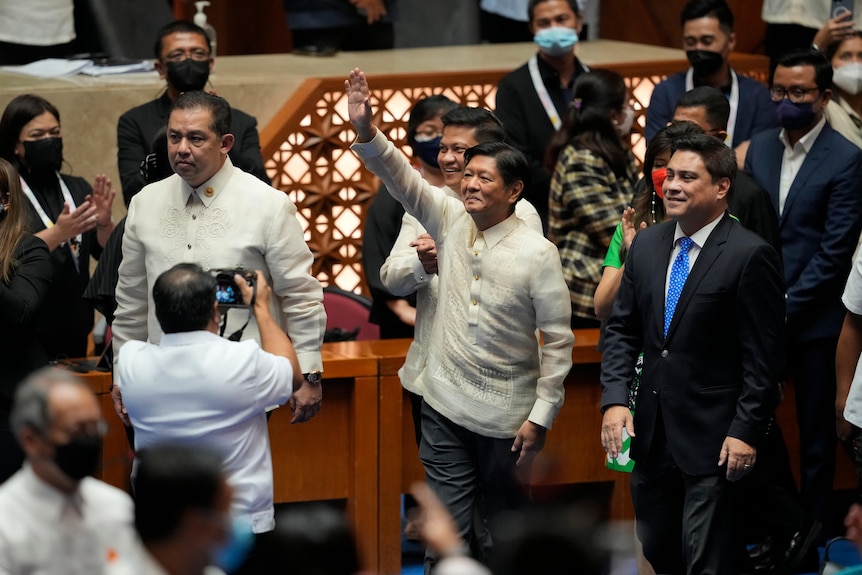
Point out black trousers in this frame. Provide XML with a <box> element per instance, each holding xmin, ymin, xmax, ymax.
<box><xmin>418</xmin><ymin>401</ymin><xmax>527</xmax><ymax>574</ymax></box>
<box><xmin>630</xmin><ymin>413</ymin><xmax>738</xmax><ymax>575</ymax></box>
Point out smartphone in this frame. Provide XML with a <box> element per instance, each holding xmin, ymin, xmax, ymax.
<box><xmin>833</xmin><ymin>0</ymin><xmax>854</xmax><ymax>19</ymax></box>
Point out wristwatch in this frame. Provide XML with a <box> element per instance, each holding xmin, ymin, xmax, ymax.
<box><xmin>303</xmin><ymin>370</ymin><xmax>322</xmax><ymax>386</ymax></box>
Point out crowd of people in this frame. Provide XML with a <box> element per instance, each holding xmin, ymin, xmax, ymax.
<box><xmin>5</xmin><ymin>0</ymin><xmax>862</xmax><ymax>574</ymax></box>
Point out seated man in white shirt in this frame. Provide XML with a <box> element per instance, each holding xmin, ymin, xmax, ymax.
<box><xmin>347</xmin><ymin>68</ymin><xmax>574</xmax><ymax>572</ymax></box>
<box><xmin>0</xmin><ymin>368</ymin><xmax>139</xmax><ymax>574</ymax></box>
<box><xmin>118</xmin><ymin>263</ymin><xmax>304</xmax><ymax>534</ymax></box>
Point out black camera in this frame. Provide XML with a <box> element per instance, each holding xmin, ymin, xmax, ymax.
<box><xmin>213</xmin><ymin>268</ymin><xmax>254</xmax><ymax>307</ymax></box>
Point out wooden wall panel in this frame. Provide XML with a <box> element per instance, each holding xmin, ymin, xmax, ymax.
<box><xmin>173</xmin><ymin>0</ymin><xmax>292</xmax><ymax>55</ymax></box>
<box><xmin>600</xmin><ymin>0</ymin><xmax>767</xmax><ymax>54</ymax></box>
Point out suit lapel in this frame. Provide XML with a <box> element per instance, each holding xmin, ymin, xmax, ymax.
<box><xmin>780</xmin><ymin>125</ymin><xmax>831</xmax><ymax>224</ymax></box>
<box><xmin>664</xmin><ymin>215</ymin><xmax>731</xmax><ymax>341</ymax></box>
<box><xmin>763</xmin><ymin>134</ymin><xmax>785</xmax><ymax>216</ymax></box>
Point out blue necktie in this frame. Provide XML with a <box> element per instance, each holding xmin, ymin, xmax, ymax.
<box><xmin>664</xmin><ymin>237</ymin><xmax>694</xmax><ymax>337</ymax></box>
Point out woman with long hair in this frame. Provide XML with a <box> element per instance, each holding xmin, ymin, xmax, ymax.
<box><xmin>0</xmin><ymin>157</ymin><xmax>52</xmax><ymax>482</ymax></box>
<box><xmin>0</xmin><ymin>94</ymin><xmax>115</xmax><ymax>360</ymax></box>
<box><xmin>546</xmin><ymin>68</ymin><xmax>639</xmax><ymax>329</ymax></box>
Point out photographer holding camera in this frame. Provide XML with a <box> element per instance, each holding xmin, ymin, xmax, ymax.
<box><xmin>118</xmin><ymin>262</ymin><xmax>304</xmax><ymax>534</ymax></box>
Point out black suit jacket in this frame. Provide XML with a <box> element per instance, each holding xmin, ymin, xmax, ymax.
<box><xmin>117</xmin><ymin>92</ymin><xmax>270</xmax><ymax>205</ymax></box>
<box><xmin>745</xmin><ymin>122</ymin><xmax>862</xmax><ymax>341</ymax></box>
<box><xmin>600</xmin><ymin>214</ymin><xmax>785</xmax><ymax>475</ymax></box>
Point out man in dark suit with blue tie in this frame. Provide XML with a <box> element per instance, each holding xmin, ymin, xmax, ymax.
<box><xmin>745</xmin><ymin>49</ymin><xmax>862</xmax><ymax>528</ymax></box>
<box><xmin>601</xmin><ymin>134</ymin><xmax>785</xmax><ymax>574</ymax></box>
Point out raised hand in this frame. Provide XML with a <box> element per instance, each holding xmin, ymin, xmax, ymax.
<box><xmin>350</xmin><ymin>0</ymin><xmax>387</xmax><ymax>24</ymax></box>
<box><xmin>621</xmin><ymin>206</ymin><xmax>647</xmax><ymax>251</ymax></box>
<box><xmin>90</xmin><ymin>174</ymin><xmax>115</xmax><ymax>227</ymax></box>
<box><xmin>345</xmin><ymin>68</ymin><xmax>376</xmax><ymax>141</ymax></box>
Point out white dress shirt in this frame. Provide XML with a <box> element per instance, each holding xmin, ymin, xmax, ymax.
<box><xmin>664</xmin><ymin>214</ymin><xmax>725</xmax><ymax>298</ymax></box>
<box><xmin>778</xmin><ymin>116</ymin><xmax>826</xmax><ymax>216</ymax></box>
<box><xmin>0</xmin><ymin>464</ymin><xmax>139</xmax><ymax>574</ymax></box>
<box><xmin>352</xmin><ymin>132</ymin><xmax>573</xmax><ymax>437</ymax></box>
<box><xmin>113</xmin><ymin>157</ymin><xmax>325</xmax><ymax>374</ymax></box>
<box><xmin>119</xmin><ymin>330</ymin><xmax>294</xmax><ymax>533</ymax></box>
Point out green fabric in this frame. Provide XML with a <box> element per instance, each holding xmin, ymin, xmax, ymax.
<box><xmin>603</xmin><ymin>221</ymin><xmax>624</xmax><ymax>269</ymax></box>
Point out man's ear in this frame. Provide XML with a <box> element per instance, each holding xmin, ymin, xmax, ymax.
<box><xmin>508</xmin><ymin>180</ymin><xmax>524</xmax><ymax>204</ymax></box>
<box><xmin>155</xmin><ymin>59</ymin><xmax>167</xmax><ymax>80</ymax></box>
<box><xmin>716</xmin><ymin>177</ymin><xmax>731</xmax><ymax>201</ymax></box>
<box><xmin>727</xmin><ymin>31</ymin><xmax>736</xmax><ymax>53</ymax></box>
<box><xmin>220</xmin><ymin>133</ymin><xmax>235</xmax><ymax>155</ymax></box>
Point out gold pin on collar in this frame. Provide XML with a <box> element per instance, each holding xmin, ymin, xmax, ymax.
<box><xmin>204</xmin><ymin>186</ymin><xmax>215</xmax><ymax>197</ymax></box>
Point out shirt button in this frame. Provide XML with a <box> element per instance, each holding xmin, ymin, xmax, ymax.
<box><xmin>660</xmin><ymin>350</ymin><xmax>668</xmax><ymax>358</ymax></box>
<box><xmin>187</xmin><ymin>244</ymin><xmax>192</xmax><ymax>249</ymax></box>
<box><xmin>472</xmin><ymin>300</ymin><xmax>478</xmax><ymax>305</ymax></box>
<box><xmin>473</xmin><ymin>250</ymin><xmax>479</xmax><ymax>255</ymax></box>
<box><xmin>474</xmin><ymin>274</ymin><xmax>479</xmax><ymax>280</ymax></box>
<box><xmin>192</xmin><ymin>215</ymin><xmax>197</xmax><ymax>220</ymax></box>
<box><xmin>419</xmin><ymin>275</ymin><xmax>425</xmax><ymax>281</ymax></box>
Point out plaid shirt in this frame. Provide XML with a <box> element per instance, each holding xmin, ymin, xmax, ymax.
<box><xmin>549</xmin><ymin>146</ymin><xmax>638</xmax><ymax>321</ymax></box>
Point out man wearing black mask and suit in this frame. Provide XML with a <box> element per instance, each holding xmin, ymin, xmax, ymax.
<box><xmin>645</xmin><ymin>0</ymin><xmax>777</xmax><ymax>149</ymax></box>
<box><xmin>117</xmin><ymin>20</ymin><xmax>270</xmax><ymax>206</ymax></box>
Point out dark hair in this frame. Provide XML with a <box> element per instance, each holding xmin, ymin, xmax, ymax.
<box><xmin>0</xmin><ymin>94</ymin><xmax>61</xmax><ymax>173</ymax></box>
<box><xmin>10</xmin><ymin>368</ymin><xmax>91</xmax><ymax>439</ymax></box>
<box><xmin>154</xmin><ymin>20</ymin><xmax>211</xmax><ymax>59</ymax></box>
<box><xmin>774</xmin><ymin>48</ymin><xmax>833</xmax><ymax>92</ymax></box>
<box><xmin>152</xmin><ymin>263</ymin><xmax>216</xmax><ymax>334</ymax></box>
<box><xmin>406</xmin><ymin>95</ymin><xmax>457</xmax><ymax>148</ymax></box>
<box><xmin>680</xmin><ymin>0</ymin><xmax>734</xmax><ymax>34</ymax></box>
<box><xmin>826</xmin><ymin>31</ymin><xmax>862</xmax><ymax>61</ymax></box>
<box><xmin>0</xmin><ymin>159</ymin><xmax>28</xmax><ymax>282</ymax></box>
<box><xmin>134</xmin><ymin>444</ymin><xmax>225</xmax><ymax>544</ymax></box>
<box><xmin>490</xmin><ymin>505</ymin><xmax>609</xmax><ymax>575</ymax></box>
<box><xmin>527</xmin><ymin>0</ymin><xmax>581</xmax><ymax>21</ymax></box>
<box><xmin>630</xmin><ymin>121</ymin><xmax>703</xmax><ymax>233</ymax></box>
<box><xmin>441</xmin><ymin>106</ymin><xmax>505</xmax><ymax>145</ymax></box>
<box><xmin>674</xmin><ymin>86</ymin><xmax>730</xmax><ymax>131</ymax></box>
<box><xmin>264</xmin><ymin>505</ymin><xmax>361</xmax><ymax>575</ymax></box>
<box><xmin>170</xmin><ymin>91</ymin><xmax>232</xmax><ymax>138</ymax></box>
<box><xmin>545</xmin><ymin>69</ymin><xmax>629</xmax><ymax>177</ymax></box>
<box><xmin>464</xmin><ymin>141</ymin><xmax>531</xmax><ymax>192</ymax></box>
<box><xmin>671</xmin><ymin>133</ymin><xmax>737</xmax><ymax>194</ymax></box>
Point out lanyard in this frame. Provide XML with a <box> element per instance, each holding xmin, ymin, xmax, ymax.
<box><xmin>528</xmin><ymin>55</ymin><xmax>590</xmax><ymax>131</ymax></box>
<box><xmin>685</xmin><ymin>67</ymin><xmax>739</xmax><ymax>146</ymax></box>
<box><xmin>20</xmin><ymin>172</ymin><xmax>82</xmax><ymax>270</ymax></box>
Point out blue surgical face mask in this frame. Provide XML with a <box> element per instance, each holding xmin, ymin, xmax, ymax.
<box><xmin>775</xmin><ymin>98</ymin><xmax>817</xmax><ymax>131</ymax></box>
<box><xmin>211</xmin><ymin>516</ymin><xmax>255</xmax><ymax>572</ymax></box>
<box><xmin>411</xmin><ymin>134</ymin><xmax>442</xmax><ymax>169</ymax></box>
<box><xmin>534</xmin><ymin>26</ymin><xmax>579</xmax><ymax>58</ymax></box>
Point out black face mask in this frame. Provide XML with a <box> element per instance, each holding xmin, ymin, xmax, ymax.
<box><xmin>165</xmin><ymin>58</ymin><xmax>210</xmax><ymax>93</ymax></box>
<box><xmin>53</xmin><ymin>434</ymin><xmax>102</xmax><ymax>481</ymax></box>
<box><xmin>22</xmin><ymin>137</ymin><xmax>63</xmax><ymax>174</ymax></box>
<box><xmin>686</xmin><ymin>49</ymin><xmax>725</xmax><ymax>77</ymax></box>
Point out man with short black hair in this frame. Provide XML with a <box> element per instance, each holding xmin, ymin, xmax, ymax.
<box><xmin>119</xmin><ymin>263</ymin><xmax>304</xmax><ymax>535</ymax></box>
<box><xmin>134</xmin><ymin>444</ymin><xmax>240</xmax><ymax>575</ymax></box>
<box><xmin>646</xmin><ymin>0</ymin><xmax>777</xmax><ymax>147</ymax></box>
<box><xmin>113</xmin><ymin>91</ymin><xmax>325</xmax><ymax>429</ymax></box>
<box><xmin>348</xmin><ymin>69</ymin><xmax>573</xmax><ymax>571</ymax></box>
<box><xmin>746</xmin><ymin>48</ymin><xmax>862</xmax><ymax>528</ymax></box>
<box><xmin>601</xmin><ymin>134</ymin><xmax>785</xmax><ymax>574</ymax></box>
<box><xmin>495</xmin><ymin>0</ymin><xmax>588</xmax><ymax>231</ymax></box>
<box><xmin>117</xmin><ymin>20</ymin><xmax>269</xmax><ymax>205</ymax></box>
<box><xmin>0</xmin><ymin>368</ymin><xmax>139</xmax><ymax>573</ymax></box>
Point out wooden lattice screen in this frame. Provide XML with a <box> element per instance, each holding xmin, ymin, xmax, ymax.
<box><xmin>260</xmin><ymin>59</ymin><xmax>768</xmax><ymax>295</ymax></box>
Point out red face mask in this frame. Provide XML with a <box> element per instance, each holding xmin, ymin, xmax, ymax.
<box><xmin>651</xmin><ymin>167</ymin><xmax>667</xmax><ymax>199</ymax></box>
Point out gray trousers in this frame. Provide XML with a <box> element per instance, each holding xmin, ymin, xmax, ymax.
<box><xmin>419</xmin><ymin>401</ymin><xmax>528</xmax><ymax>573</ymax></box>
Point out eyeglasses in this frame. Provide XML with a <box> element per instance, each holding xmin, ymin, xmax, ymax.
<box><xmin>769</xmin><ymin>86</ymin><xmax>820</xmax><ymax>103</ymax></box>
<box><xmin>162</xmin><ymin>49</ymin><xmax>210</xmax><ymax>63</ymax></box>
